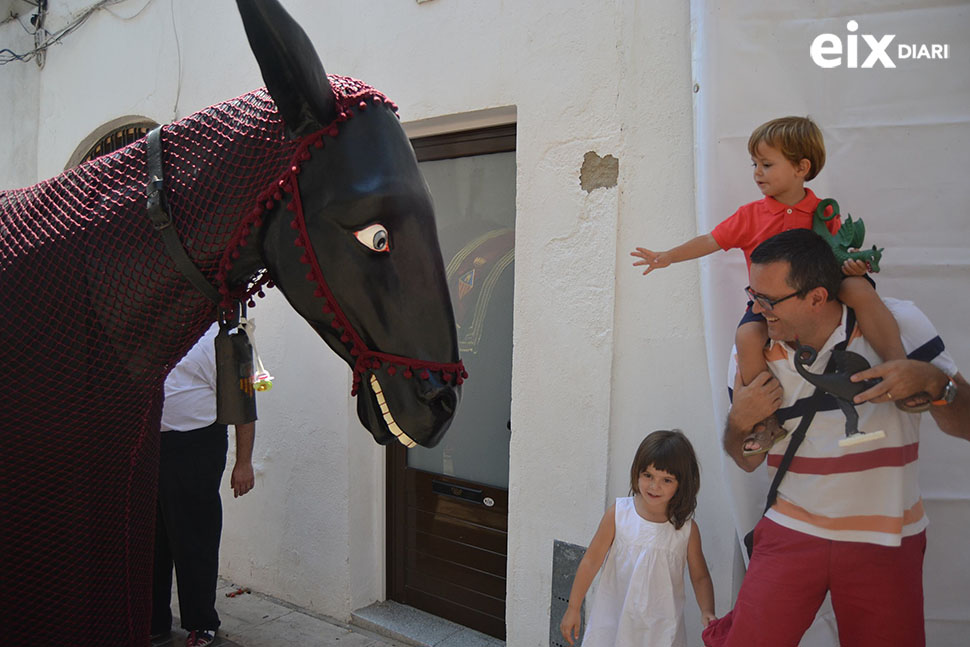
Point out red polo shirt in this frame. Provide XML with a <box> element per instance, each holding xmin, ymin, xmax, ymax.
<box><xmin>711</xmin><ymin>188</ymin><xmax>841</xmax><ymax>272</ymax></box>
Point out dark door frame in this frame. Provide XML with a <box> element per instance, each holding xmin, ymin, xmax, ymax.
<box><xmin>386</xmin><ymin>123</ymin><xmax>516</xmax><ymax>638</ymax></box>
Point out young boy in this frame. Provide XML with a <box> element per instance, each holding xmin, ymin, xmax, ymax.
<box><xmin>632</xmin><ymin>116</ymin><xmax>907</xmax><ymax>454</ymax></box>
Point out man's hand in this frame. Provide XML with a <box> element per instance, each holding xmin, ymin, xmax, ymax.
<box><xmin>724</xmin><ymin>370</ymin><xmax>783</xmax><ymax>471</ymax></box>
<box><xmin>231</xmin><ymin>421</ymin><xmax>256</xmax><ymax>498</ymax></box>
<box><xmin>850</xmin><ymin>359</ymin><xmax>948</xmax><ymax>405</ymax></box>
<box><xmin>231</xmin><ymin>462</ymin><xmax>255</xmax><ymax>498</ymax></box>
<box><xmin>730</xmin><ymin>370</ymin><xmax>783</xmax><ymax>430</ymax></box>
<box><xmin>852</xmin><ymin>364</ymin><xmax>970</xmax><ymax>442</ymax></box>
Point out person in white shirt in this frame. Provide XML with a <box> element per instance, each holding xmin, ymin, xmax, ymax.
<box><xmin>150</xmin><ymin>324</ymin><xmax>256</xmax><ymax>647</ymax></box>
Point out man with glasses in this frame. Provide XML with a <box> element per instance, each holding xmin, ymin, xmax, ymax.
<box><xmin>708</xmin><ymin>228</ymin><xmax>969</xmax><ymax>647</ymax></box>
<box><xmin>744</xmin><ymin>284</ymin><xmax>803</xmax><ymax>313</ymax></box>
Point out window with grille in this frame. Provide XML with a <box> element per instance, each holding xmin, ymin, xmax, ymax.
<box><xmin>79</xmin><ymin>121</ymin><xmax>156</xmax><ymax>164</ymax></box>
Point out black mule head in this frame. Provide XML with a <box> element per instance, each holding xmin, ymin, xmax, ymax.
<box><xmin>234</xmin><ymin>0</ymin><xmax>462</xmax><ymax>448</ymax></box>
<box><xmin>259</xmin><ymin>103</ymin><xmax>461</xmax><ymax>448</ymax></box>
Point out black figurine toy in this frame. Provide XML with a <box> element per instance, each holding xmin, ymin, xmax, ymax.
<box><xmin>795</xmin><ymin>345</ymin><xmax>887</xmax><ymax>447</ymax></box>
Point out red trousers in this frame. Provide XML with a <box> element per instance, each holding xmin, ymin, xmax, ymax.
<box><xmin>703</xmin><ymin>518</ymin><xmax>926</xmax><ymax>647</ymax></box>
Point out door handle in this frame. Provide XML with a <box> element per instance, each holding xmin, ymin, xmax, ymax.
<box><xmin>432</xmin><ymin>479</ymin><xmax>484</xmax><ymax>504</ymax></box>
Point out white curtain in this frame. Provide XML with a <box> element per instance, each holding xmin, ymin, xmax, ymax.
<box><xmin>692</xmin><ymin>2</ymin><xmax>970</xmax><ymax>645</ymax></box>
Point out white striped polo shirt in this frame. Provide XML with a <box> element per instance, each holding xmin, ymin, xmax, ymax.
<box><xmin>728</xmin><ymin>298</ymin><xmax>957</xmax><ymax>546</ymax></box>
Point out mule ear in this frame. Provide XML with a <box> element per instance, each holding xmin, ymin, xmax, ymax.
<box><xmin>236</xmin><ymin>0</ymin><xmax>337</xmax><ymax>138</ymax></box>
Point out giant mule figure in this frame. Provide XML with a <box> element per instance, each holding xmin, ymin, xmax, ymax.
<box><xmin>0</xmin><ymin>0</ymin><xmax>463</xmax><ymax>643</ymax></box>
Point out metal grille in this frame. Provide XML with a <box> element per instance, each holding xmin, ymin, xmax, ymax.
<box><xmin>80</xmin><ymin>122</ymin><xmax>155</xmax><ymax>163</ymax></box>
<box><xmin>550</xmin><ymin>540</ymin><xmax>587</xmax><ymax>647</ymax></box>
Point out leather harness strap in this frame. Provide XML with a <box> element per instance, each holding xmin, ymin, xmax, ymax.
<box><xmin>146</xmin><ymin>125</ymin><xmax>222</xmax><ymax>304</ymax></box>
<box><xmin>744</xmin><ymin>308</ymin><xmax>858</xmax><ymax>558</ymax></box>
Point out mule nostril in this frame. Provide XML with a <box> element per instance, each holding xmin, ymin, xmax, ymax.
<box><xmin>428</xmin><ymin>386</ymin><xmax>457</xmax><ymax>417</ymax></box>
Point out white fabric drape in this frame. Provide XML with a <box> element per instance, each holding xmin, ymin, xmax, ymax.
<box><xmin>692</xmin><ymin>2</ymin><xmax>970</xmax><ymax>644</ymax></box>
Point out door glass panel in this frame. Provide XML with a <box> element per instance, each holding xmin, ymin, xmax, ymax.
<box><xmin>409</xmin><ymin>151</ymin><xmax>515</xmax><ymax>488</ymax></box>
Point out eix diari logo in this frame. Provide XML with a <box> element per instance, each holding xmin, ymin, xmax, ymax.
<box><xmin>811</xmin><ymin>20</ymin><xmax>950</xmax><ymax>69</ymax></box>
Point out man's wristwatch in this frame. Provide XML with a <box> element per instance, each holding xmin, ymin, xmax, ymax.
<box><xmin>932</xmin><ymin>377</ymin><xmax>958</xmax><ymax>406</ymax></box>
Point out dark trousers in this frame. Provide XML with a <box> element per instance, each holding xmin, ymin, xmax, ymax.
<box><xmin>151</xmin><ymin>423</ymin><xmax>228</xmax><ymax>633</ymax></box>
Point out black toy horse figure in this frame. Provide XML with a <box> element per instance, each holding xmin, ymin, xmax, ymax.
<box><xmin>0</xmin><ymin>0</ymin><xmax>463</xmax><ymax>643</ymax></box>
<box><xmin>795</xmin><ymin>345</ymin><xmax>886</xmax><ymax>447</ymax></box>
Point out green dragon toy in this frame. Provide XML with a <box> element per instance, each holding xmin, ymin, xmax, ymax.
<box><xmin>813</xmin><ymin>198</ymin><xmax>883</xmax><ymax>272</ymax></box>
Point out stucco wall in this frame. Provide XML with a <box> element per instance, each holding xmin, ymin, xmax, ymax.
<box><xmin>0</xmin><ymin>1</ymin><xmax>40</xmax><ymax>190</ymax></box>
<box><xmin>693</xmin><ymin>2</ymin><xmax>970</xmax><ymax>643</ymax></box>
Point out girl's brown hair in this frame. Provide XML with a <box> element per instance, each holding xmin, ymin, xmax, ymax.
<box><xmin>629</xmin><ymin>429</ymin><xmax>700</xmax><ymax>529</ymax></box>
<box><xmin>748</xmin><ymin>116</ymin><xmax>826</xmax><ymax>182</ymax></box>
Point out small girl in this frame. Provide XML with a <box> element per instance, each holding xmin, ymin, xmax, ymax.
<box><xmin>560</xmin><ymin>430</ymin><xmax>715</xmax><ymax>647</ymax></box>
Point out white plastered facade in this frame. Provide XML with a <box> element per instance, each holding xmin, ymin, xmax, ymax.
<box><xmin>1</xmin><ymin>1</ymin><xmax>967</xmax><ymax>645</ymax></box>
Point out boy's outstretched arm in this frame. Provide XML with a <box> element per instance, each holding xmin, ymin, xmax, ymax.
<box><xmin>560</xmin><ymin>504</ymin><xmax>617</xmax><ymax>646</ymax></box>
<box><xmin>687</xmin><ymin>520</ymin><xmax>716</xmax><ymax>626</ymax></box>
<box><xmin>631</xmin><ymin>233</ymin><xmax>721</xmax><ymax>275</ymax></box>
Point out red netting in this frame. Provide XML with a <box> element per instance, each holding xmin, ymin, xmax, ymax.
<box><xmin>0</xmin><ymin>75</ymin><xmax>409</xmax><ymax>645</ymax></box>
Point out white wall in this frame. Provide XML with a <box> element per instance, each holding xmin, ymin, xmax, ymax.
<box><xmin>693</xmin><ymin>1</ymin><xmax>970</xmax><ymax>644</ymax></box>
<box><xmin>609</xmin><ymin>1</ymin><xmax>735</xmax><ymax>638</ymax></box>
<box><xmin>535</xmin><ymin>0</ymin><xmax>738</xmax><ymax>643</ymax></box>
<box><xmin>0</xmin><ymin>0</ymin><xmax>40</xmax><ymax>190</ymax></box>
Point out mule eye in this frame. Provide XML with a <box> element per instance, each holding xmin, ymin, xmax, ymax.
<box><xmin>354</xmin><ymin>224</ymin><xmax>390</xmax><ymax>253</ymax></box>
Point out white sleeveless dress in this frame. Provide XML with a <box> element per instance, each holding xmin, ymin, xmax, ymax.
<box><xmin>581</xmin><ymin>497</ymin><xmax>692</xmax><ymax>647</ymax></box>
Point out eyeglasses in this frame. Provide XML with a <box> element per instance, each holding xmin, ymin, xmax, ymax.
<box><xmin>745</xmin><ymin>286</ymin><xmax>803</xmax><ymax>312</ymax></box>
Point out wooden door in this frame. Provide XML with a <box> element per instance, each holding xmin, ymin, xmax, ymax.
<box><xmin>387</xmin><ymin>125</ymin><xmax>515</xmax><ymax>639</ymax></box>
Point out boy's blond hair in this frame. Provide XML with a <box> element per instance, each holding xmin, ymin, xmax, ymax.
<box><xmin>748</xmin><ymin>116</ymin><xmax>826</xmax><ymax>182</ymax></box>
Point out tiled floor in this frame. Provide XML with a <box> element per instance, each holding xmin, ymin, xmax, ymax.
<box><xmin>152</xmin><ymin>580</ymin><xmax>505</xmax><ymax>647</ymax></box>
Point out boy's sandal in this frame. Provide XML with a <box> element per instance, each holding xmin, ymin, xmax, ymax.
<box><xmin>742</xmin><ymin>418</ymin><xmax>790</xmax><ymax>457</ymax></box>
<box><xmin>895</xmin><ymin>391</ymin><xmax>932</xmax><ymax>413</ymax></box>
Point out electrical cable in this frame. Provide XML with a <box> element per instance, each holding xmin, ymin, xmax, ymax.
<box><xmin>1</xmin><ymin>0</ymin><xmax>130</xmax><ymax>65</ymax></box>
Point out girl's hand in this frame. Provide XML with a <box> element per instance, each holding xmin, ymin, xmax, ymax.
<box><xmin>631</xmin><ymin>247</ymin><xmax>671</xmax><ymax>275</ymax></box>
<box><xmin>560</xmin><ymin>607</ymin><xmax>582</xmax><ymax>646</ymax></box>
<box><xmin>842</xmin><ymin>257</ymin><xmax>869</xmax><ymax>276</ymax></box>
<box><xmin>702</xmin><ymin>612</ymin><xmax>717</xmax><ymax>627</ymax></box>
